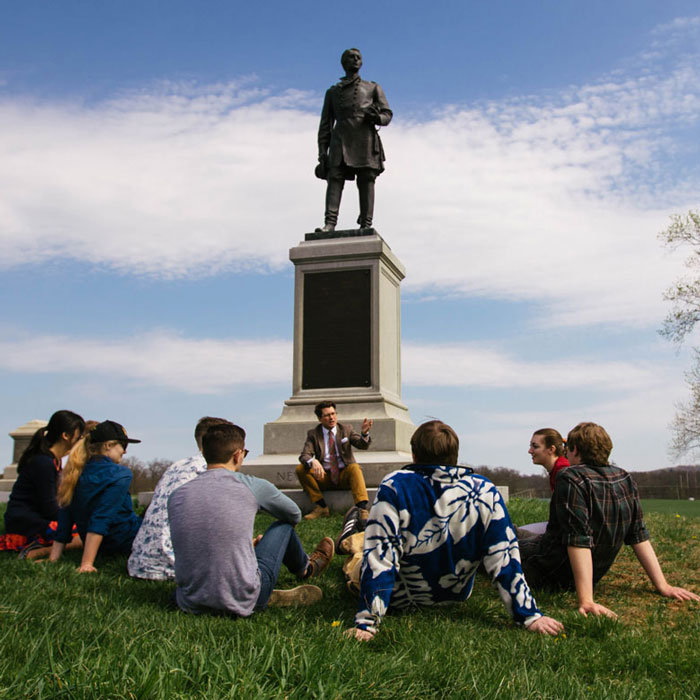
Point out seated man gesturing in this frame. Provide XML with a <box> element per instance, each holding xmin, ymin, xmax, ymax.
<box><xmin>296</xmin><ymin>401</ymin><xmax>372</xmax><ymax>520</ymax></box>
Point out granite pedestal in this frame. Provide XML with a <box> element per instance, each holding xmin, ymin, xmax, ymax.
<box><xmin>243</xmin><ymin>229</ymin><xmax>416</xmax><ymax>511</ymax></box>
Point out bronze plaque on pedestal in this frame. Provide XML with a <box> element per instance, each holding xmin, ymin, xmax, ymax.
<box><xmin>302</xmin><ymin>269</ymin><xmax>371</xmax><ymax>388</ymax></box>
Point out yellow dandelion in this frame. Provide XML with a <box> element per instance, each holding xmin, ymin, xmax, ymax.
<box><xmin>331</xmin><ymin>620</ymin><xmax>341</xmax><ymax>628</ymax></box>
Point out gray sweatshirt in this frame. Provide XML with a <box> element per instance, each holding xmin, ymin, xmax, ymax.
<box><xmin>168</xmin><ymin>468</ymin><xmax>301</xmax><ymax>616</ymax></box>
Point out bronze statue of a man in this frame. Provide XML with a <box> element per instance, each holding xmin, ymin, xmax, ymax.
<box><xmin>315</xmin><ymin>48</ymin><xmax>392</xmax><ymax>232</ymax></box>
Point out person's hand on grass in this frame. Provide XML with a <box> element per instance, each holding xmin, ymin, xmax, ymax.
<box><xmin>657</xmin><ymin>584</ymin><xmax>700</xmax><ymax>602</ymax></box>
<box><xmin>27</xmin><ymin>553</ymin><xmax>50</xmax><ymax>562</ymax></box>
<box><xmin>253</xmin><ymin>534</ymin><xmax>263</xmax><ymax>547</ymax></box>
<box><xmin>527</xmin><ymin>616</ymin><xmax>564</xmax><ymax>636</ymax></box>
<box><xmin>577</xmin><ymin>601</ymin><xmax>617</xmax><ymax>619</ymax></box>
<box><xmin>344</xmin><ymin>627</ymin><xmax>374</xmax><ymax>642</ymax></box>
<box><xmin>77</xmin><ymin>563</ymin><xmax>98</xmax><ymax>573</ymax></box>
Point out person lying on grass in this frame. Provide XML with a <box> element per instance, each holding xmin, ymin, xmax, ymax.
<box><xmin>518</xmin><ymin>422</ymin><xmax>700</xmax><ymax>618</ymax></box>
<box><xmin>168</xmin><ymin>422</ymin><xmax>335</xmax><ymax>615</ymax></box>
<box><xmin>346</xmin><ymin>420</ymin><xmax>564</xmax><ymax>642</ymax></box>
<box><xmin>49</xmin><ymin>420</ymin><xmax>143</xmax><ymax>573</ymax></box>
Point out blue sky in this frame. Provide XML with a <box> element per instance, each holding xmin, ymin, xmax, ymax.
<box><xmin>1</xmin><ymin>1</ymin><xmax>699</xmax><ymax>472</ymax></box>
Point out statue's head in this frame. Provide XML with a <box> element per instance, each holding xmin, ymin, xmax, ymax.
<box><xmin>341</xmin><ymin>48</ymin><xmax>362</xmax><ymax>72</ymax></box>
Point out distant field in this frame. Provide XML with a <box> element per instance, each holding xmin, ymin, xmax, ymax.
<box><xmin>640</xmin><ymin>499</ymin><xmax>700</xmax><ymax>517</ymax></box>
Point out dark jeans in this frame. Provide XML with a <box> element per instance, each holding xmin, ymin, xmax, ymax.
<box><xmin>254</xmin><ymin>521</ymin><xmax>309</xmax><ymax>609</ymax></box>
<box><xmin>518</xmin><ymin>532</ymin><xmax>575</xmax><ymax>590</ymax></box>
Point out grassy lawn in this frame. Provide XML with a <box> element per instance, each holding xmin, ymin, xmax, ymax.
<box><xmin>640</xmin><ymin>499</ymin><xmax>700</xmax><ymax>518</ymax></box>
<box><xmin>1</xmin><ymin>500</ymin><xmax>699</xmax><ymax>699</ymax></box>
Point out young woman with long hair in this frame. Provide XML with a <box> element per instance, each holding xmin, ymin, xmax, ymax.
<box><xmin>1</xmin><ymin>410</ymin><xmax>85</xmax><ymax>555</ymax></box>
<box><xmin>528</xmin><ymin>428</ymin><xmax>569</xmax><ymax>492</ymax></box>
<box><xmin>517</xmin><ymin>428</ymin><xmax>571</xmax><ymax>539</ymax></box>
<box><xmin>49</xmin><ymin>420</ymin><xmax>143</xmax><ymax>573</ymax></box>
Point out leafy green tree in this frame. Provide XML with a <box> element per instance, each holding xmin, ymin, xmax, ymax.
<box><xmin>659</xmin><ymin>210</ymin><xmax>700</xmax><ymax>456</ymax></box>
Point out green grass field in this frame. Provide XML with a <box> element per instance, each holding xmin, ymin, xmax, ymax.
<box><xmin>640</xmin><ymin>499</ymin><xmax>700</xmax><ymax>517</ymax></box>
<box><xmin>1</xmin><ymin>500</ymin><xmax>699</xmax><ymax>699</ymax></box>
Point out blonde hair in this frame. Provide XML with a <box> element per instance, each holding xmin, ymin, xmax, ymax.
<box><xmin>57</xmin><ymin>434</ymin><xmax>112</xmax><ymax>506</ymax></box>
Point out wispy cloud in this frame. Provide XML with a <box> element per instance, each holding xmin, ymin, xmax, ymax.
<box><xmin>0</xmin><ymin>331</ymin><xmax>668</xmax><ymax>395</ymax></box>
<box><xmin>1</xmin><ymin>18</ymin><xmax>698</xmax><ymax>328</ymax></box>
<box><xmin>651</xmin><ymin>15</ymin><xmax>700</xmax><ymax>38</ymax></box>
<box><xmin>453</xmin><ymin>380</ymin><xmax>687</xmax><ymax>470</ymax></box>
<box><xmin>403</xmin><ymin>342</ymin><xmax>658</xmax><ymax>390</ymax></box>
<box><xmin>0</xmin><ymin>331</ymin><xmax>291</xmax><ymax>394</ymax></box>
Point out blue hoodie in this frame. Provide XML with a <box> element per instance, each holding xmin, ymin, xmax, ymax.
<box><xmin>56</xmin><ymin>456</ymin><xmax>141</xmax><ymax>553</ymax></box>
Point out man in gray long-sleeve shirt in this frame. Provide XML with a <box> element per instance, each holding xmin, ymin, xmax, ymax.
<box><xmin>168</xmin><ymin>423</ymin><xmax>335</xmax><ymax>616</ymax></box>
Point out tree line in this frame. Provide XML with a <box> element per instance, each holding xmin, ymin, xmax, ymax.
<box><xmin>123</xmin><ymin>456</ymin><xmax>700</xmax><ymax>500</ymax></box>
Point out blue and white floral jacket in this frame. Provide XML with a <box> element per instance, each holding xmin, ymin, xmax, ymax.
<box><xmin>355</xmin><ymin>465</ymin><xmax>543</xmax><ymax>634</ymax></box>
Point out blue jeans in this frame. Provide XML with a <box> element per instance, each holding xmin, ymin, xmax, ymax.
<box><xmin>254</xmin><ymin>522</ymin><xmax>309</xmax><ymax>609</ymax></box>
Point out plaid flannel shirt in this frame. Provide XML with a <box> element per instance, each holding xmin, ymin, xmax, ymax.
<box><xmin>521</xmin><ymin>464</ymin><xmax>649</xmax><ymax>589</ymax></box>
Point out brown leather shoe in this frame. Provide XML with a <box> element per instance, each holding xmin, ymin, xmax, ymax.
<box><xmin>304</xmin><ymin>504</ymin><xmax>330</xmax><ymax>520</ymax></box>
<box><xmin>268</xmin><ymin>585</ymin><xmax>323</xmax><ymax>607</ymax></box>
<box><xmin>306</xmin><ymin>536</ymin><xmax>335</xmax><ymax>578</ymax></box>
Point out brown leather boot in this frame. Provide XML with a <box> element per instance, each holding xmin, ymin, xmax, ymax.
<box><xmin>305</xmin><ymin>537</ymin><xmax>335</xmax><ymax>578</ymax></box>
<box><xmin>304</xmin><ymin>504</ymin><xmax>330</xmax><ymax>520</ymax></box>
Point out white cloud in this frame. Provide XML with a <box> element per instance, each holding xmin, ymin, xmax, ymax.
<box><xmin>651</xmin><ymin>15</ymin><xmax>700</xmax><ymax>38</ymax></box>
<box><xmin>403</xmin><ymin>342</ymin><xmax>659</xmax><ymax>390</ymax></box>
<box><xmin>0</xmin><ymin>20</ymin><xmax>699</xmax><ymax>328</ymax></box>
<box><xmin>0</xmin><ymin>331</ymin><xmax>291</xmax><ymax>394</ymax></box>
<box><xmin>0</xmin><ymin>85</ymin><xmax>319</xmax><ymax>276</ymax></box>
<box><xmin>454</xmin><ymin>376</ymin><xmax>687</xmax><ymax>472</ymax></box>
<box><xmin>0</xmin><ymin>329</ymin><xmax>686</xmax><ymax>470</ymax></box>
<box><xmin>0</xmin><ymin>331</ymin><xmax>667</xmax><ymax>395</ymax></box>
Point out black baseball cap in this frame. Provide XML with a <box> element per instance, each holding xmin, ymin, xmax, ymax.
<box><xmin>90</xmin><ymin>420</ymin><xmax>141</xmax><ymax>446</ymax></box>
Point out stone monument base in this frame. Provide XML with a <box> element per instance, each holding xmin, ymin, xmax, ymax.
<box><xmin>243</xmin><ymin>400</ymin><xmax>415</xmax><ymax>513</ymax></box>
<box><xmin>243</xmin><ymin>449</ymin><xmax>413</xmax><ymax>492</ymax></box>
<box><xmin>242</xmin><ymin>228</ymin><xmax>418</xmax><ymax>512</ymax></box>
